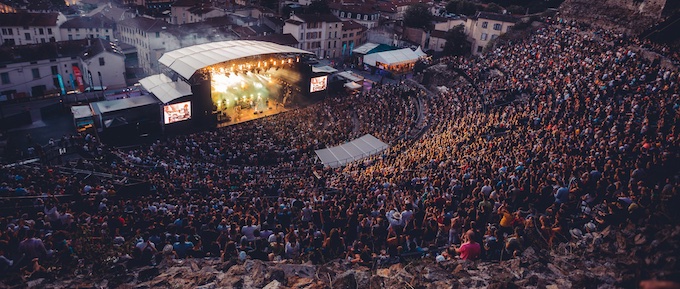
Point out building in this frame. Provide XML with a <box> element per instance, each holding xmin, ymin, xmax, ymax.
<box><xmin>118</xmin><ymin>16</ymin><xmax>173</xmax><ymax>75</ymax></box>
<box><xmin>427</xmin><ymin>29</ymin><xmax>447</xmax><ymax>52</ymax></box>
<box><xmin>434</xmin><ymin>15</ymin><xmax>466</xmax><ymax>32</ymax></box>
<box><xmin>81</xmin><ymin>38</ymin><xmax>127</xmax><ymax>90</ymax></box>
<box><xmin>283</xmin><ymin>14</ymin><xmax>343</xmax><ymax>59</ymax></box>
<box><xmin>170</xmin><ymin>0</ymin><xmax>227</xmax><ymax>24</ymax></box>
<box><xmin>59</xmin><ymin>15</ymin><xmax>116</xmax><ymax>41</ymax></box>
<box><xmin>0</xmin><ymin>39</ymin><xmax>125</xmax><ymax>99</ymax></box>
<box><xmin>465</xmin><ymin>12</ymin><xmax>518</xmax><ymax>54</ymax></box>
<box><xmin>340</xmin><ymin>20</ymin><xmax>367</xmax><ymax>57</ymax></box>
<box><xmin>329</xmin><ymin>3</ymin><xmax>380</xmax><ymax>29</ymax></box>
<box><xmin>0</xmin><ymin>13</ymin><xmax>65</xmax><ymax>46</ymax></box>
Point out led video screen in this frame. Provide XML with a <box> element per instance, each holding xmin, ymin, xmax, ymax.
<box><xmin>310</xmin><ymin>76</ymin><xmax>328</xmax><ymax>93</ymax></box>
<box><xmin>164</xmin><ymin>101</ymin><xmax>191</xmax><ymax>124</ymax></box>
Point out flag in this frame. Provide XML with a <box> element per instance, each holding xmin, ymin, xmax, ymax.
<box><xmin>73</xmin><ymin>66</ymin><xmax>85</xmax><ymax>92</ymax></box>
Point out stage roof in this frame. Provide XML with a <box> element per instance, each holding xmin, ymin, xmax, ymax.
<box><xmin>90</xmin><ymin>94</ymin><xmax>158</xmax><ymax>115</ymax></box>
<box><xmin>363</xmin><ymin>47</ymin><xmax>422</xmax><ymax>67</ymax></box>
<box><xmin>158</xmin><ymin>40</ymin><xmax>314</xmax><ymax>79</ymax></box>
<box><xmin>139</xmin><ymin>74</ymin><xmax>192</xmax><ymax>104</ymax></box>
<box><xmin>315</xmin><ymin>134</ymin><xmax>388</xmax><ymax>168</ymax></box>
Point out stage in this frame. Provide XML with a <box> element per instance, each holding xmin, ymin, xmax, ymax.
<box><xmin>216</xmin><ymin>100</ymin><xmax>288</xmax><ymax>128</ymax></box>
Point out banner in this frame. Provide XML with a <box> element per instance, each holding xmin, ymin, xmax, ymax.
<box><xmin>72</xmin><ymin>66</ymin><xmax>85</xmax><ymax>92</ymax></box>
<box><xmin>56</xmin><ymin>74</ymin><xmax>66</xmax><ymax>95</ymax></box>
<box><xmin>69</xmin><ymin>74</ymin><xmax>75</xmax><ymax>91</ymax></box>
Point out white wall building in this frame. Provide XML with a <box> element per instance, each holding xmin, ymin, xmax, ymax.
<box><xmin>0</xmin><ymin>12</ymin><xmax>65</xmax><ymax>46</ymax></box>
<box><xmin>465</xmin><ymin>12</ymin><xmax>517</xmax><ymax>55</ymax></box>
<box><xmin>59</xmin><ymin>15</ymin><xmax>116</xmax><ymax>41</ymax></box>
<box><xmin>118</xmin><ymin>16</ymin><xmax>173</xmax><ymax>75</ymax></box>
<box><xmin>283</xmin><ymin>14</ymin><xmax>343</xmax><ymax>59</ymax></box>
<box><xmin>81</xmin><ymin>38</ymin><xmax>127</xmax><ymax>89</ymax></box>
<box><xmin>0</xmin><ymin>39</ymin><xmax>125</xmax><ymax>99</ymax></box>
<box><xmin>170</xmin><ymin>0</ymin><xmax>227</xmax><ymax>25</ymax></box>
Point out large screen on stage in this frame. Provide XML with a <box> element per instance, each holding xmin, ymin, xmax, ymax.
<box><xmin>310</xmin><ymin>76</ymin><xmax>328</xmax><ymax>93</ymax></box>
<box><xmin>164</xmin><ymin>101</ymin><xmax>191</xmax><ymax>124</ymax></box>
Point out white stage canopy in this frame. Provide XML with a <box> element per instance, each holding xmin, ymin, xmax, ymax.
<box><xmin>363</xmin><ymin>47</ymin><xmax>421</xmax><ymax>67</ymax></box>
<box><xmin>139</xmin><ymin>74</ymin><xmax>192</xmax><ymax>104</ymax></box>
<box><xmin>315</xmin><ymin>134</ymin><xmax>389</xmax><ymax>168</ymax></box>
<box><xmin>159</xmin><ymin>40</ymin><xmax>314</xmax><ymax>79</ymax></box>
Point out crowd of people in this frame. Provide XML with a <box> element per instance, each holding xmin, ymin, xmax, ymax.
<box><xmin>0</xmin><ymin>18</ymin><xmax>678</xmax><ymax>282</ymax></box>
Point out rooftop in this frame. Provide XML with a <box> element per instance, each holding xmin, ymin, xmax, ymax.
<box><xmin>472</xmin><ymin>11</ymin><xmax>519</xmax><ymax>23</ymax></box>
<box><xmin>0</xmin><ymin>39</ymin><xmax>107</xmax><ymax>65</ymax></box>
<box><xmin>342</xmin><ymin>20</ymin><xmax>366</xmax><ymax>31</ymax></box>
<box><xmin>81</xmin><ymin>38</ymin><xmax>124</xmax><ymax>60</ymax></box>
<box><xmin>118</xmin><ymin>16</ymin><xmax>173</xmax><ymax>33</ymax></box>
<box><xmin>247</xmin><ymin>33</ymin><xmax>299</xmax><ymax>46</ymax></box>
<box><xmin>329</xmin><ymin>3</ymin><xmax>380</xmax><ymax>15</ymax></box>
<box><xmin>60</xmin><ymin>15</ymin><xmax>115</xmax><ymax>29</ymax></box>
<box><xmin>293</xmin><ymin>14</ymin><xmax>342</xmax><ymax>23</ymax></box>
<box><xmin>0</xmin><ymin>12</ymin><xmax>59</xmax><ymax>27</ymax></box>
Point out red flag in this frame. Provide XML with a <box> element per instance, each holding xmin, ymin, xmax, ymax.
<box><xmin>72</xmin><ymin>66</ymin><xmax>85</xmax><ymax>92</ymax></box>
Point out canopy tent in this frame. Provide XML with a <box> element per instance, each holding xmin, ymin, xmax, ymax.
<box><xmin>71</xmin><ymin>105</ymin><xmax>93</xmax><ymax>119</ymax></box>
<box><xmin>344</xmin><ymin>81</ymin><xmax>362</xmax><ymax>90</ymax></box>
<box><xmin>90</xmin><ymin>94</ymin><xmax>158</xmax><ymax>115</ymax></box>
<box><xmin>315</xmin><ymin>134</ymin><xmax>389</xmax><ymax>168</ymax></box>
<box><xmin>312</xmin><ymin>65</ymin><xmax>338</xmax><ymax>73</ymax></box>
<box><xmin>158</xmin><ymin>40</ymin><xmax>314</xmax><ymax>79</ymax></box>
<box><xmin>363</xmin><ymin>47</ymin><xmax>422</xmax><ymax>67</ymax></box>
<box><xmin>336</xmin><ymin>71</ymin><xmax>364</xmax><ymax>82</ymax></box>
<box><xmin>139</xmin><ymin>74</ymin><xmax>192</xmax><ymax>104</ymax></box>
<box><xmin>414</xmin><ymin>46</ymin><xmax>427</xmax><ymax>58</ymax></box>
<box><xmin>353</xmin><ymin>42</ymin><xmax>398</xmax><ymax>55</ymax></box>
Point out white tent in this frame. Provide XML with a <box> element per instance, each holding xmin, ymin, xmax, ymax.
<box><xmin>71</xmin><ymin>105</ymin><xmax>93</xmax><ymax>119</ymax></box>
<box><xmin>158</xmin><ymin>40</ymin><xmax>314</xmax><ymax>79</ymax></box>
<box><xmin>414</xmin><ymin>46</ymin><xmax>427</xmax><ymax>58</ymax></box>
<box><xmin>336</xmin><ymin>71</ymin><xmax>364</xmax><ymax>82</ymax></box>
<box><xmin>362</xmin><ymin>48</ymin><xmax>421</xmax><ymax>67</ymax></box>
<box><xmin>139</xmin><ymin>74</ymin><xmax>192</xmax><ymax>104</ymax></box>
<box><xmin>315</xmin><ymin>134</ymin><xmax>389</xmax><ymax>168</ymax></box>
<box><xmin>344</xmin><ymin>82</ymin><xmax>362</xmax><ymax>90</ymax></box>
<box><xmin>312</xmin><ymin>66</ymin><xmax>338</xmax><ymax>73</ymax></box>
<box><xmin>352</xmin><ymin>42</ymin><xmax>380</xmax><ymax>55</ymax></box>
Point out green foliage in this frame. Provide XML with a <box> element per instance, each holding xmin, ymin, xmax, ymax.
<box><xmin>445</xmin><ymin>0</ymin><xmax>481</xmax><ymax>16</ymax></box>
<box><xmin>404</xmin><ymin>4</ymin><xmax>434</xmax><ymax>30</ymax></box>
<box><xmin>485</xmin><ymin>3</ymin><xmax>503</xmax><ymax>13</ymax></box>
<box><xmin>506</xmin><ymin>5</ymin><xmax>525</xmax><ymax>15</ymax></box>
<box><xmin>442</xmin><ymin>24</ymin><xmax>471</xmax><ymax>56</ymax></box>
<box><xmin>305</xmin><ymin>0</ymin><xmax>331</xmax><ymax>14</ymax></box>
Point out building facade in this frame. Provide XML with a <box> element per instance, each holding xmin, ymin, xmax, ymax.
<box><xmin>0</xmin><ymin>39</ymin><xmax>125</xmax><ymax>99</ymax></box>
<box><xmin>0</xmin><ymin>13</ymin><xmax>64</xmax><ymax>46</ymax></box>
<box><xmin>329</xmin><ymin>3</ymin><xmax>380</xmax><ymax>29</ymax></box>
<box><xmin>59</xmin><ymin>15</ymin><xmax>116</xmax><ymax>41</ymax></box>
<box><xmin>170</xmin><ymin>0</ymin><xmax>227</xmax><ymax>25</ymax></box>
<box><xmin>118</xmin><ymin>16</ymin><xmax>173</xmax><ymax>75</ymax></box>
<box><xmin>340</xmin><ymin>20</ymin><xmax>367</xmax><ymax>57</ymax></box>
<box><xmin>465</xmin><ymin>12</ymin><xmax>517</xmax><ymax>55</ymax></box>
<box><xmin>283</xmin><ymin>14</ymin><xmax>343</xmax><ymax>59</ymax></box>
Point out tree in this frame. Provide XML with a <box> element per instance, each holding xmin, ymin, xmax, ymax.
<box><xmin>442</xmin><ymin>25</ymin><xmax>471</xmax><ymax>56</ymax></box>
<box><xmin>484</xmin><ymin>3</ymin><xmax>504</xmax><ymax>13</ymax></box>
<box><xmin>305</xmin><ymin>0</ymin><xmax>331</xmax><ymax>14</ymax></box>
<box><xmin>404</xmin><ymin>4</ymin><xmax>433</xmax><ymax>30</ymax></box>
<box><xmin>446</xmin><ymin>0</ymin><xmax>481</xmax><ymax>16</ymax></box>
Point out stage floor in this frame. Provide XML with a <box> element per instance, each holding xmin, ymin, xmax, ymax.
<box><xmin>216</xmin><ymin>101</ymin><xmax>288</xmax><ymax>128</ymax></box>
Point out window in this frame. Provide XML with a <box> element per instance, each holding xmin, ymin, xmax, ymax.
<box><xmin>328</xmin><ymin>42</ymin><xmax>331</xmax><ymax>48</ymax></box>
<box><xmin>480</xmin><ymin>33</ymin><xmax>488</xmax><ymax>41</ymax></box>
<box><xmin>156</xmin><ymin>32</ymin><xmax>160</xmax><ymax>38</ymax></box>
<box><xmin>47</xmin><ymin>28</ymin><xmax>52</xmax><ymax>34</ymax></box>
<box><xmin>506</xmin><ymin>25</ymin><xmax>513</xmax><ymax>31</ymax></box>
<box><xmin>51</xmin><ymin>66</ymin><xmax>58</xmax><ymax>75</ymax></box>
<box><xmin>32</xmin><ymin>68</ymin><xmax>40</xmax><ymax>79</ymax></box>
<box><xmin>1</xmin><ymin>28</ymin><xmax>5</xmax><ymax>35</ymax></box>
<box><xmin>364</xmin><ymin>15</ymin><xmax>368</xmax><ymax>20</ymax></box>
<box><xmin>493</xmin><ymin>23</ymin><xmax>502</xmax><ymax>30</ymax></box>
<box><xmin>349</xmin><ymin>33</ymin><xmax>354</xmax><ymax>37</ymax></box>
<box><xmin>491</xmin><ymin>34</ymin><xmax>498</xmax><ymax>40</ymax></box>
<box><xmin>99</xmin><ymin>57</ymin><xmax>105</xmax><ymax>66</ymax></box>
<box><xmin>68</xmin><ymin>28</ymin><xmax>72</xmax><ymax>32</ymax></box>
<box><xmin>25</xmin><ymin>33</ymin><xmax>31</xmax><ymax>40</ymax></box>
<box><xmin>329</xmin><ymin>32</ymin><xmax>332</xmax><ymax>38</ymax></box>
<box><xmin>68</xmin><ymin>35</ymin><xmax>73</xmax><ymax>40</ymax></box>
<box><xmin>481</xmin><ymin>21</ymin><xmax>488</xmax><ymax>28</ymax></box>
<box><xmin>341</xmin><ymin>12</ymin><xmax>345</xmax><ymax>17</ymax></box>
<box><xmin>106</xmin><ymin>35</ymin><xmax>110</xmax><ymax>40</ymax></box>
<box><xmin>300</xmin><ymin>33</ymin><xmax>303</xmax><ymax>40</ymax></box>
<box><xmin>39</xmin><ymin>28</ymin><xmax>44</xmax><ymax>35</ymax></box>
<box><xmin>477</xmin><ymin>46</ymin><xmax>483</xmax><ymax>53</ymax></box>
<box><xmin>347</xmin><ymin>13</ymin><xmax>351</xmax><ymax>18</ymax></box>
<box><xmin>334</xmin><ymin>31</ymin><xmax>337</xmax><ymax>38</ymax></box>
<box><xmin>1</xmin><ymin>72</ymin><xmax>9</xmax><ymax>84</ymax></box>
<box><xmin>356</xmin><ymin>14</ymin><xmax>360</xmax><ymax>19</ymax></box>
